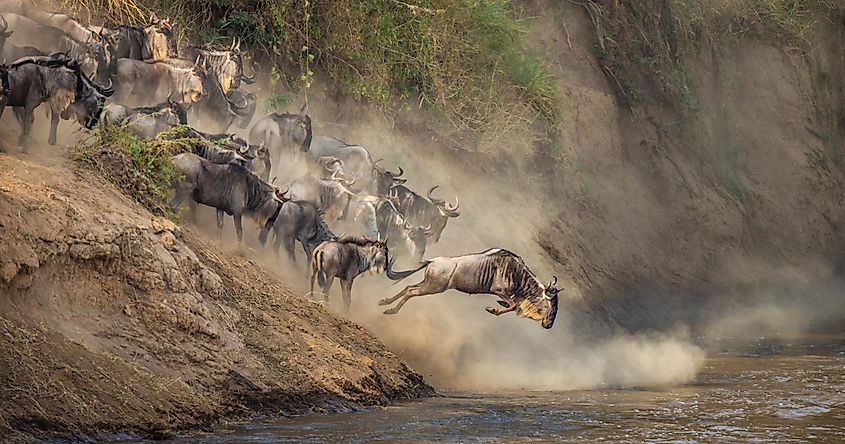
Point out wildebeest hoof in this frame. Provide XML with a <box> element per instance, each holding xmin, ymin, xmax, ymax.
<box><xmin>377</xmin><ymin>298</ymin><xmax>392</xmax><ymax>306</ymax></box>
<box><xmin>383</xmin><ymin>307</ymin><xmax>400</xmax><ymax>315</ymax></box>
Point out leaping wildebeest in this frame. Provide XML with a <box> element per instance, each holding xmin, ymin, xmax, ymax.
<box><xmin>379</xmin><ymin>248</ymin><xmax>560</xmax><ymax>329</ymax></box>
<box><xmin>310</xmin><ymin>236</ymin><xmax>413</xmax><ymax>313</ymax></box>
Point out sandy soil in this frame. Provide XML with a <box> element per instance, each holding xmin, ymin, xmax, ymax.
<box><xmin>0</xmin><ymin>151</ymin><xmax>431</xmax><ymax>442</ymax></box>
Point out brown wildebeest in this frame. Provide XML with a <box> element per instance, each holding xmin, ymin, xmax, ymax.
<box><xmin>380</xmin><ymin>248</ymin><xmax>560</xmax><ymax>329</ymax></box>
<box><xmin>309</xmin><ymin>236</ymin><xmax>413</xmax><ymax>313</ymax></box>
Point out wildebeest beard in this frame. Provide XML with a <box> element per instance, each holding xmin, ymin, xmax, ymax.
<box><xmin>0</xmin><ymin>67</ymin><xmax>9</xmax><ymax>95</ymax></box>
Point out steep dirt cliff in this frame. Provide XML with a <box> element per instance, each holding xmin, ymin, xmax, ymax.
<box><xmin>0</xmin><ymin>154</ymin><xmax>430</xmax><ymax>442</ymax></box>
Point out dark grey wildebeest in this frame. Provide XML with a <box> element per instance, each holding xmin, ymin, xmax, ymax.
<box><xmin>170</xmin><ymin>153</ymin><xmax>287</xmax><ymax>243</ymax></box>
<box><xmin>310</xmin><ymin>236</ymin><xmax>412</xmax><ymax>313</ymax></box>
<box><xmin>227</xmin><ymin>89</ymin><xmax>257</xmax><ymax>130</ymax></box>
<box><xmin>374</xmin><ymin>196</ymin><xmax>433</xmax><ymax>264</ymax></box>
<box><xmin>380</xmin><ymin>248</ymin><xmax>560</xmax><ymax>329</ymax></box>
<box><xmin>390</xmin><ymin>185</ymin><xmax>459</xmax><ymax>243</ymax></box>
<box><xmin>269</xmin><ymin>200</ymin><xmax>336</xmax><ymax>266</ymax></box>
<box><xmin>0</xmin><ymin>54</ymin><xmax>112</xmax><ymax>148</ymax></box>
<box><xmin>248</xmin><ymin>104</ymin><xmax>312</xmax><ymax>179</ymax></box>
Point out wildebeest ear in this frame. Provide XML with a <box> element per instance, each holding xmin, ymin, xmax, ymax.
<box><xmin>300</xmin><ymin>102</ymin><xmax>308</xmax><ymax>115</ymax></box>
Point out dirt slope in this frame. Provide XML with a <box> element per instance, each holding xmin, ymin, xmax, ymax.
<box><xmin>0</xmin><ymin>153</ymin><xmax>431</xmax><ymax>442</ymax></box>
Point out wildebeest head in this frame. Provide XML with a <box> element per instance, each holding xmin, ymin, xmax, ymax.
<box><xmin>178</xmin><ymin>62</ymin><xmax>206</xmax><ymax>104</ymax></box>
<box><xmin>272</xmin><ymin>102</ymin><xmax>312</xmax><ymax>154</ymax></box>
<box><xmin>64</xmin><ymin>63</ymin><xmax>114</xmax><ymax>129</ymax></box>
<box><xmin>357</xmin><ymin>238</ymin><xmax>390</xmax><ymax>275</ymax></box>
<box><xmin>371</xmin><ymin>159</ymin><xmax>406</xmax><ymax>197</ymax></box>
<box><xmin>517</xmin><ymin>276</ymin><xmax>560</xmax><ymax>329</ymax></box>
<box><xmin>167</xmin><ymin>99</ymin><xmax>188</xmax><ymax>125</ymax></box>
<box><xmin>144</xmin><ymin>16</ymin><xmax>177</xmax><ymax>60</ymax></box>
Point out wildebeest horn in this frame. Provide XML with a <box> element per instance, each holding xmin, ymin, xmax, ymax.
<box><xmin>404</xmin><ymin>220</ymin><xmax>412</xmax><ymax>230</ymax></box>
<box><xmin>549</xmin><ymin>276</ymin><xmax>558</xmax><ymax>288</ymax></box>
<box><xmin>393</xmin><ymin>166</ymin><xmax>404</xmax><ymax>177</ymax></box>
<box><xmin>0</xmin><ymin>14</ymin><xmax>9</xmax><ymax>34</ymax></box>
<box><xmin>424</xmin><ymin>224</ymin><xmax>434</xmax><ymax>235</ymax></box>
<box><xmin>300</xmin><ymin>102</ymin><xmax>308</xmax><ymax>115</ymax></box>
<box><xmin>444</xmin><ymin>196</ymin><xmax>459</xmax><ymax>213</ymax></box>
<box><xmin>427</xmin><ymin>185</ymin><xmax>443</xmax><ymax>204</ymax></box>
<box><xmin>238</xmin><ymin>144</ymin><xmax>248</xmax><ymax>154</ymax></box>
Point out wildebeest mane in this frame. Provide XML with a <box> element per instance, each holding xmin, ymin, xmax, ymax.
<box><xmin>336</xmin><ymin>235</ymin><xmax>381</xmax><ymax>247</ymax></box>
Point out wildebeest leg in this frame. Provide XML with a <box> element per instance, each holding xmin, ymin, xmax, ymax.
<box><xmin>19</xmin><ymin>105</ymin><xmax>35</xmax><ymax>152</ymax></box>
<box><xmin>48</xmin><ymin>110</ymin><xmax>59</xmax><ymax>145</ymax></box>
<box><xmin>485</xmin><ymin>305</ymin><xmax>517</xmax><ymax>316</ymax></box>
<box><xmin>215</xmin><ymin>209</ymin><xmax>224</xmax><ymax>239</ymax></box>
<box><xmin>233</xmin><ymin>213</ymin><xmax>244</xmax><ymax>243</ymax></box>
<box><xmin>284</xmin><ymin>235</ymin><xmax>296</xmax><ymax>264</ymax></box>
<box><xmin>320</xmin><ymin>276</ymin><xmax>334</xmax><ymax>305</ymax></box>
<box><xmin>381</xmin><ymin>279</ymin><xmax>447</xmax><ymax>315</ymax></box>
<box><xmin>340</xmin><ymin>279</ymin><xmax>353</xmax><ymax>314</ymax></box>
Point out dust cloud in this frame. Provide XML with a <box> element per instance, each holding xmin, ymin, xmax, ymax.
<box><xmin>210</xmin><ymin>88</ymin><xmax>708</xmax><ymax>392</ymax></box>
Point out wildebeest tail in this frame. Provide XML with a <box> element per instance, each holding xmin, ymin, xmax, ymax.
<box><xmin>315</xmin><ymin>250</ymin><xmax>327</xmax><ymax>288</ymax></box>
<box><xmin>385</xmin><ymin>260</ymin><xmax>430</xmax><ymax>281</ymax></box>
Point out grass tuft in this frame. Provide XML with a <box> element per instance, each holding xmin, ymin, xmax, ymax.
<box><xmin>72</xmin><ymin>125</ymin><xmax>188</xmax><ymax>218</ymax></box>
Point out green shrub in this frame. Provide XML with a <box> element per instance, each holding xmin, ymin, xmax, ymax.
<box><xmin>73</xmin><ymin>125</ymin><xmax>190</xmax><ymax>218</ymax></box>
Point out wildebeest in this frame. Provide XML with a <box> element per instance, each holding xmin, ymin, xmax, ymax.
<box><xmin>170</xmin><ymin>152</ymin><xmax>287</xmax><ymax>243</ymax></box>
<box><xmin>113</xmin><ymin>58</ymin><xmax>205</xmax><ymax>107</ymax></box>
<box><xmin>369</xmin><ymin>159</ymin><xmax>406</xmax><ymax>196</ymax></box>
<box><xmin>307</xmin><ymin>136</ymin><xmax>374</xmax><ymax>181</ymax></box>
<box><xmin>102</xmin><ymin>100</ymin><xmax>187</xmax><ymax>139</ymax></box>
<box><xmin>185</xmin><ymin>58</ymin><xmax>242</xmax><ymax>133</ymax></box>
<box><xmin>0</xmin><ymin>15</ymin><xmax>44</xmax><ymax>62</ymax></box>
<box><xmin>288</xmin><ymin>170</ymin><xmax>357</xmax><ymax>223</ymax></box>
<box><xmin>310</xmin><ymin>236</ymin><xmax>410</xmax><ymax>313</ymax></box>
<box><xmin>374</xmin><ymin>197</ymin><xmax>433</xmax><ymax>264</ymax></box>
<box><xmin>248</xmin><ymin>104</ymin><xmax>312</xmax><ymax>178</ymax></box>
<box><xmin>0</xmin><ymin>54</ymin><xmax>112</xmax><ymax>148</ymax></box>
<box><xmin>379</xmin><ymin>248</ymin><xmax>560</xmax><ymax>329</ymax></box>
<box><xmin>1</xmin><ymin>13</ymin><xmax>107</xmax><ymax>80</ymax></box>
<box><xmin>180</xmin><ymin>40</ymin><xmax>254</xmax><ymax>94</ymax></box>
<box><xmin>269</xmin><ymin>200</ymin><xmax>336</xmax><ymax>266</ymax></box>
<box><xmin>95</xmin><ymin>17</ymin><xmax>177</xmax><ymax>62</ymax></box>
<box><xmin>390</xmin><ymin>185</ymin><xmax>459</xmax><ymax>243</ymax></box>
<box><xmin>227</xmin><ymin>88</ymin><xmax>257</xmax><ymax>130</ymax></box>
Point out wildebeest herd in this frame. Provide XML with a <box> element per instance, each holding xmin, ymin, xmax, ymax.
<box><xmin>0</xmin><ymin>2</ymin><xmax>560</xmax><ymax>329</ymax></box>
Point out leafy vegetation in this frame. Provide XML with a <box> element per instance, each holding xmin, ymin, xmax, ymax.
<box><xmin>51</xmin><ymin>0</ymin><xmax>559</xmax><ymax>131</ymax></box>
<box><xmin>73</xmin><ymin>125</ymin><xmax>190</xmax><ymax>217</ymax></box>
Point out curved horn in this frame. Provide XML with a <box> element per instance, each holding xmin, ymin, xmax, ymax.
<box><xmin>392</xmin><ymin>166</ymin><xmax>404</xmax><ymax>177</ymax></box>
<box><xmin>427</xmin><ymin>185</ymin><xmax>442</xmax><ymax>203</ymax></box>
<box><xmin>0</xmin><ymin>14</ymin><xmax>8</xmax><ymax>34</ymax></box>
<box><xmin>444</xmin><ymin>195</ymin><xmax>459</xmax><ymax>213</ymax></box>
<box><xmin>550</xmin><ymin>276</ymin><xmax>558</xmax><ymax>288</ymax></box>
<box><xmin>404</xmin><ymin>220</ymin><xmax>412</xmax><ymax>230</ymax></box>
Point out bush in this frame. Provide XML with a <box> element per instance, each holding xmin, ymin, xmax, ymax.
<box><xmin>73</xmin><ymin>125</ymin><xmax>190</xmax><ymax>217</ymax></box>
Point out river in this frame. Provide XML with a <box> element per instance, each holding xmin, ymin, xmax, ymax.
<box><xmin>126</xmin><ymin>336</ymin><xmax>845</xmax><ymax>443</ymax></box>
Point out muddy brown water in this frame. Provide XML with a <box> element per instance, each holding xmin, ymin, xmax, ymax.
<box><xmin>120</xmin><ymin>336</ymin><xmax>845</xmax><ymax>443</ymax></box>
